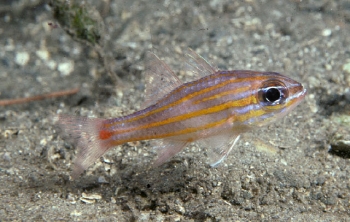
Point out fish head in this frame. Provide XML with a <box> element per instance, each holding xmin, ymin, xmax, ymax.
<box><xmin>250</xmin><ymin>72</ymin><xmax>307</xmax><ymax>126</ymax></box>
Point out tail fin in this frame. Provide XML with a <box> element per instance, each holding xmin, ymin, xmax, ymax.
<box><xmin>56</xmin><ymin>115</ymin><xmax>113</xmax><ymax>179</ymax></box>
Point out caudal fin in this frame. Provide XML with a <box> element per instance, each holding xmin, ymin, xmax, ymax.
<box><xmin>56</xmin><ymin>115</ymin><xmax>113</xmax><ymax>178</ymax></box>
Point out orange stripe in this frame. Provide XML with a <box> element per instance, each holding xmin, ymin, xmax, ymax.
<box><xmin>106</xmin><ymin>75</ymin><xmax>265</xmax><ymax>127</ymax></box>
<box><xmin>193</xmin><ymin>85</ymin><xmax>251</xmax><ymax>104</ymax></box>
<box><xmin>115</xmin><ymin>95</ymin><xmax>256</xmax><ymax>134</ymax></box>
<box><xmin>235</xmin><ymin>107</ymin><xmax>265</xmax><ymax>122</ymax></box>
<box><xmin>109</xmin><ymin>107</ymin><xmax>267</xmax><ymax>145</ymax></box>
<box><xmin>110</xmin><ymin>118</ymin><xmax>228</xmax><ymax>145</ymax></box>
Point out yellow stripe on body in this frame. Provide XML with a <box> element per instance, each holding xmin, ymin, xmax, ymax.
<box><xmin>114</xmin><ymin>92</ymin><xmax>267</xmax><ymax>135</ymax></box>
<box><xmin>110</xmin><ymin>107</ymin><xmax>266</xmax><ymax>145</ymax></box>
<box><xmin>106</xmin><ymin>75</ymin><xmax>266</xmax><ymax>128</ymax></box>
<box><xmin>192</xmin><ymin>85</ymin><xmax>251</xmax><ymax>104</ymax></box>
<box><xmin>114</xmin><ymin>96</ymin><xmax>251</xmax><ymax>134</ymax></box>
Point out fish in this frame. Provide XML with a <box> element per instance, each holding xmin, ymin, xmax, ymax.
<box><xmin>56</xmin><ymin>49</ymin><xmax>307</xmax><ymax>178</ymax></box>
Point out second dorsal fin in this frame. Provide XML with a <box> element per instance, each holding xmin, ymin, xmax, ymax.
<box><xmin>142</xmin><ymin>52</ymin><xmax>183</xmax><ymax>108</ymax></box>
<box><xmin>184</xmin><ymin>48</ymin><xmax>217</xmax><ymax>79</ymax></box>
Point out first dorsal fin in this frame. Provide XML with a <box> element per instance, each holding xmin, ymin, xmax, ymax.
<box><xmin>142</xmin><ymin>52</ymin><xmax>183</xmax><ymax>108</ymax></box>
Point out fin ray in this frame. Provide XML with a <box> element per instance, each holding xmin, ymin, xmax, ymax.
<box><xmin>198</xmin><ymin>133</ymin><xmax>241</xmax><ymax>167</ymax></box>
<box><xmin>142</xmin><ymin>52</ymin><xmax>183</xmax><ymax>108</ymax></box>
<box><xmin>152</xmin><ymin>139</ymin><xmax>188</xmax><ymax>167</ymax></box>
<box><xmin>56</xmin><ymin>115</ymin><xmax>112</xmax><ymax>178</ymax></box>
<box><xmin>183</xmin><ymin>48</ymin><xmax>217</xmax><ymax>79</ymax></box>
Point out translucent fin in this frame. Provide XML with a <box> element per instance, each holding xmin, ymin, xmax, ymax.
<box><xmin>183</xmin><ymin>48</ymin><xmax>217</xmax><ymax>79</ymax></box>
<box><xmin>198</xmin><ymin>133</ymin><xmax>241</xmax><ymax>167</ymax></box>
<box><xmin>56</xmin><ymin>115</ymin><xmax>112</xmax><ymax>179</ymax></box>
<box><xmin>152</xmin><ymin>139</ymin><xmax>188</xmax><ymax>167</ymax></box>
<box><xmin>142</xmin><ymin>52</ymin><xmax>183</xmax><ymax>108</ymax></box>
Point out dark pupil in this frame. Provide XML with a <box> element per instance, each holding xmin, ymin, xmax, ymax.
<box><xmin>264</xmin><ymin>87</ymin><xmax>280</xmax><ymax>102</ymax></box>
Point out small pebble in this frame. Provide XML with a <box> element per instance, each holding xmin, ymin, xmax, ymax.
<box><xmin>15</xmin><ymin>52</ymin><xmax>30</xmax><ymax>66</ymax></box>
<box><xmin>280</xmin><ymin>159</ymin><xmax>287</xmax><ymax>166</ymax></box>
<box><xmin>324</xmin><ymin>64</ymin><xmax>332</xmax><ymax>71</ymax></box>
<box><xmin>98</xmin><ymin>176</ymin><xmax>109</xmax><ymax>184</ymax></box>
<box><xmin>46</xmin><ymin>60</ymin><xmax>57</xmax><ymax>70</ymax></box>
<box><xmin>80</xmin><ymin>192</ymin><xmax>102</xmax><ymax>204</ymax></box>
<box><xmin>70</xmin><ymin>210</ymin><xmax>82</xmax><ymax>216</ymax></box>
<box><xmin>36</xmin><ymin>49</ymin><xmax>50</xmax><ymax>61</ymax></box>
<box><xmin>322</xmin><ymin>28</ymin><xmax>332</xmax><ymax>37</ymax></box>
<box><xmin>67</xmin><ymin>193</ymin><xmax>76</xmax><ymax>202</ymax></box>
<box><xmin>343</xmin><ymin>62</ymin><xmax>350</xmax><ymax>71</ymax></box>
<box><xmin>81</xmin><ymin>192</ymin><xmax>102</xmax><ymax>200</ymax></box>
<box><xmin>3</xmin><ymin>152</ymin><xmax>11</xmax><ymax>161</ymax></box>
<box><xmin>40</xmin><ymin>138</ymin><xmax>47</xmax><ymax>146</ymax></box>
<box><xmin>5</xmin><ymin>167</ymin><xmax>17</xmax><ymax>175</ymax></box>
<box><xmin>343</xmin><ymin>62</ymin><xmax>350</xmax><ymax>85</ymax></box>
<box><xmin>58</xmin><ymin>61</ymin><xmax>74</xmax><ymax>76</ymax></box>
<box><xmin>330</xmin><ymin>135</ymin><xmax>350</xmax><ymax>153</ymax></box>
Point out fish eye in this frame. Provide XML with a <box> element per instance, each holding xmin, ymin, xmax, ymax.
<box><xmin>264</xmin><ymin>87</ymin><xmax>281</xmax><ymax>103</ymax></box>
<box><xmin>258</xmin><ymin>80</ymin><xmax>288</xmax><ymax>106</ymax></box>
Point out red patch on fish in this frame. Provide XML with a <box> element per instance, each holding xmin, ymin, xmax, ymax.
<box><xmin>99</xmin><ymin>130</ymin><xmax>112</xmax><ymax>140</ymax></box>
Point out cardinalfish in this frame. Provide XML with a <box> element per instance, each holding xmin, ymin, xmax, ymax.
<box><xmin>57</xmin><ymin>49</ymin><xmax>306</xmax><ymax>178</ymax></box>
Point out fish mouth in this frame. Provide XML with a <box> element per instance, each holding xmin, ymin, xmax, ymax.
<box><xmin>288</xmin><ymin>83</ymin><xmax>307</xmax><ymax>106</ymax></box>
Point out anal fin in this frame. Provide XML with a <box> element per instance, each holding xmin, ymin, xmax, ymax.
<box><xmin>152</xmin><ymin>139</ymin><xmax>188</xmax><ymax>167</ymax></box>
